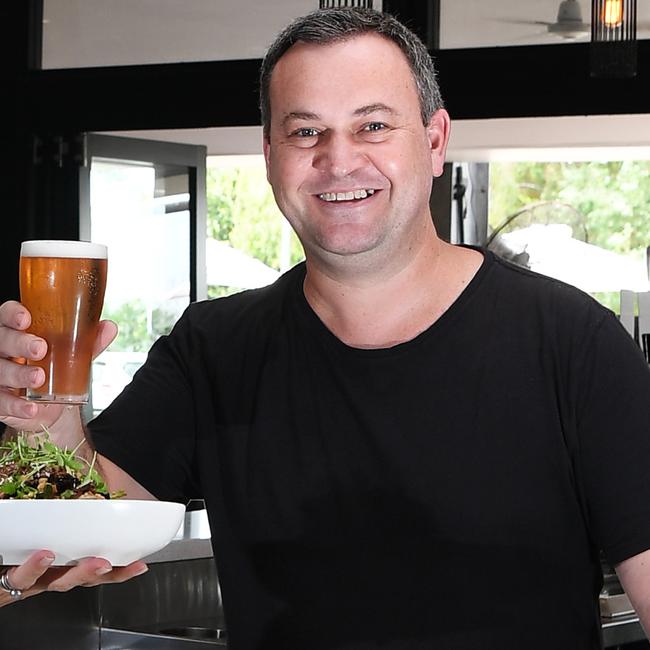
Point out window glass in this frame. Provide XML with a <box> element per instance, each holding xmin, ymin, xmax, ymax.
<box><xmin>89</xmin><ymin>158</ymin><xmax>191</xmax><ymax>414</ymax></box>
<box><xmin>206</xmin><ymin>155</ymin><xmax>304</xmax><ymax>298</ymax></box>
<box><xmin>87</xmin><ymin>152</ymin><xmax>299</xmax><ymax>416</ymax></box>
<box><xmin>487</xmin><ymin>160</ymin><xmax>650</xmax><ymax>311</ymax></box>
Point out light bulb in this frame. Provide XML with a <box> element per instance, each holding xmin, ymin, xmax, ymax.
<box><xmin>602</xmin><ymin>0</ymin><xmax>624</xmax><ymax>27</ymax></box>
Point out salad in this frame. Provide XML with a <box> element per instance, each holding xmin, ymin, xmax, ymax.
<box><xmin>0</xmin><ymin>431</ymin><xmax>124</xmax><ymax>500</ymax></box>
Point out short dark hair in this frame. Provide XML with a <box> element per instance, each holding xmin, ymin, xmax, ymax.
<box><xmin>259</xmin><ymin>7</ymin><xmax>444</xmax><ymax>137</ymax></box>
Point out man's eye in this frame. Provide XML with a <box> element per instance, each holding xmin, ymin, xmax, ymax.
<box><xmin>293</xmin><ymin>128</ymin><xmax>319</xmax><ymax>138</ymax></box>
<box><xmin>363</xmin><ymin>122</ymin><xmax>386</xmax><ymax>132</ymax></box>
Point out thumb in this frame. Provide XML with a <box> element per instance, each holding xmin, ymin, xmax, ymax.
<box><xmin>92</xmin><ymin>320</ymin><xmax>118</xmax><ymax>360</ymax></box>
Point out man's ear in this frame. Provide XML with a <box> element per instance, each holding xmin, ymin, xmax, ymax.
<box><xmin>426</xmin><ymin>109</ymin><xmax>451</xmax><ymax>178</ymax></box>
<box><xmin>263</xmin><ymin>133</ymin><xmax>272</xmax><ymax>183</ymax></box>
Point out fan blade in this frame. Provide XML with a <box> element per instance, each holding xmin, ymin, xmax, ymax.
<box><xmin>514</xmin><ymin>31</ymin><xmax>567</xmax><ymax>42</ymax></box>
<box><xmin>507</xmin><ymin>31</ymin><xmax>589</xmax><ymax>44</ymax></box>
<box><xmin>492</xmin><ymin>18</ymin><xmax>553</xmax><ymax>26</ymax></box>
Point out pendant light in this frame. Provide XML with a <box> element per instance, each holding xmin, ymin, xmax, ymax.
<box><xmin>591</xmin><ymin>0</ymin><xmax>637</xmax><ymax>77</ymax></box>
<box><xmin>319</xmin><ymin>0</ymin><xmax>373</xmax><ymax>7</ymax></box>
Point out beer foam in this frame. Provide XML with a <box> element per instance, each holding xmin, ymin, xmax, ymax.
<box><xmin>21</xmin><ymin>240</ymin><xmax>107</xmax><ymax>259</ymax></box>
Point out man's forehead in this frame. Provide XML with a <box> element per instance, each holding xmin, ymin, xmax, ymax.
<box><xmin>274</xmin><ymin>32</ymin><xmax>409</xmax><ymax>73</ymax></box>
<box><xmin>268</xmin><ymin>34</ymin><xmax>416</xmax><ymax>108</ymax></box>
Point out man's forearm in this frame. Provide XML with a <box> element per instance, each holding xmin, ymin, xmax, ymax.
<box><xmin>616</xmin><ymin>549</ymin><xmax>650</xmax><ymax>639</ymax></box>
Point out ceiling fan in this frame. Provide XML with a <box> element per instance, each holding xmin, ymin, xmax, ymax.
<box><xmin>496</xmin><ymin>0</ymin><xmax>649</xmax><ymax>42</ymax></box>
<box><xmin>497</xmin><ymin>0</ymin><xmax>590</xmax><ymax>40</ymax></box>
<box><xmin>545</xmin><ymin>0</ymin><xmax>590</xmax><ymax>38</ymax></box>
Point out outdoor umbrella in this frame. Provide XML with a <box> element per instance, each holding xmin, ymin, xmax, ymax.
<box><xmin>493</xmin><ymin>224</ymin><xmax>649</xmax><ymax>293</ymax></box>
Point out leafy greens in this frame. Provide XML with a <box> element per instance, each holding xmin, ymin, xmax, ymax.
<box><xmin>0</xmin><ymin>431</ymin><xmax>124</xmax><ymax>500</ymax></box>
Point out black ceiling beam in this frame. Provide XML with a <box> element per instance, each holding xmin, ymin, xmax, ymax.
<box><xmin>382</xmin><ymin>0</ymin><xmax>440</xmax><ymax>49</ymax></box>
<box><xmin>436</xmin><ymin>40</ymin><xmax>650</xmax><ymax>120</ymax></box>
<box><xmin>20</xmin><ymin>39</ymin><xmax>649</xmax><ymax>134</ymax></box>
<box><xmin>22</xmin><ymin>59</ymin><xmax>263</xmax><ymax>133</ymax></box>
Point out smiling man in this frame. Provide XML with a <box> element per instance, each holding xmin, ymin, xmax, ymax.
<box><xmin>261</xmin><ymin>19</ymin><xmax>482</xmax><ymax>349</ymax></box>
<box><xmin>2</xmin><ymin>7</ymin><xmax>650</xmax><ymax>650</ymax></box>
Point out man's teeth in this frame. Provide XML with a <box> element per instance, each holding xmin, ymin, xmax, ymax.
<box><xmin>318</xmin><ymin>189</ymin><xmax>376</xmax><ymax>202</ymax></box>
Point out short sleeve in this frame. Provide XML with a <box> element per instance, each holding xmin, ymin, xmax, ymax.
<box><xmin>575</xmin><ymin>312</ymin><xmax>650</xmax><ymax>565</ymax></box>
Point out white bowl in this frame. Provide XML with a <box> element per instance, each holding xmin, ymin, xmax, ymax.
<box><xmin>0</xmin><ymin>500</ymin><xmax>185</xmax><ymax>566</ymax></box>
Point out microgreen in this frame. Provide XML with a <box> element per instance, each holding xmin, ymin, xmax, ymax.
<box><xmin>0</xmin><ymin>429</ymin><xmax>124</xmax><ymax>500</ymax></box>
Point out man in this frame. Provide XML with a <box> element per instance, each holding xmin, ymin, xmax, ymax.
<box><xmin>1</xmin><ymin>7</ymin><xmax>650</xmax><ymax>649</ymax></box>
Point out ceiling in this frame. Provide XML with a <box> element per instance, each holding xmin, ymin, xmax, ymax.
<box><xmin>42</xmin><ymin>0</ymin><xmax>650</xmax><ymax>69</ymax></box>
<box><xmin>42</xmin><ymin>0</ymin><xmax>647</xmax><ymax>159</ymax></box>
<box><xmin>440</xmin><ymin>0</ymin><xmax>650</xmax><ymax>48</ymax></box>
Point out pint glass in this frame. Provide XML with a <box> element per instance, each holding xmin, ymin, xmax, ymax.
<box><xmin>19</xmin><ymin>240</ymin><xmax>108</xmax><ymax>404</ymax></box>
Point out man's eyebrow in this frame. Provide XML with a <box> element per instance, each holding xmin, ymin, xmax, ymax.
<box><xmin>282</xmin><ymin>111</ymin><xmax>320</xmax><ymax>126</ymax></box>
<box><xmin>281</xmin><ymin>104</ymin><xmax>397</xmax><ymax>126</ymax></box>
<box><xmin>353</xmin><ymin>103</ymin><xmax>398</xmax><ymax>117</ymax></box>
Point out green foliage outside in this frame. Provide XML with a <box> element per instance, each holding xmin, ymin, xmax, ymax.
<box><xmin>205</xmin><ymin>162</ymin><xmax>305</xmax><ymax>298</ymax></box>
<box><xmin>207</xmin><ymin>164</ymin><xmax>304</xmax><ymax>267</ymax></box>
<box><xmin>489</xmin><ymin>161</ymin><xmax>650</xmax><ymax>311</ymax></box>
<box><xmin>206</xmin><ymin>163</ymin><xmax>305</xmax><ymax>298</ymax></box>
<box><xmin>103</xmin><ymin>300</ymin><xmax>178</xmax><ymax>351</ymax></box>
<box><xmin>105</xmin><ymin>160</ymin><xmax>305</xmax><ymax>349</ymax></box>
<box><xmin>490</xmin><ymin>161</ymin><xmax>650</xmax><ymax>253</ymax></box>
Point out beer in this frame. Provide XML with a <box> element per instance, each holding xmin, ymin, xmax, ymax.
<box><xmin>19</xmin><ymin>240</ymin><xmax>108</xmax><ymax>404</ymax></box>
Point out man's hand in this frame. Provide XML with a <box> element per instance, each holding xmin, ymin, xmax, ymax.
<box><xmin>0</xmin><ymin>550</ymin><xmax>148</xmax><ymax>607</ymax></box>
<box><xmin>0</xmin><ymin>300</ymin><xmax>117</xmax><ymax>434</ymax></box>
<box><xmin>0</xmin><ymin>298</ymin><xmax>154</xmax><ymax>497</ymax></box>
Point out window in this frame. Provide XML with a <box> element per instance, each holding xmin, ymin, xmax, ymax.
<box><xmin>81</xmin><ymin>134</ymin><xmax>206</xmax><ymax>416</ymax></box>
<box><xmin>205</xmin><ymin>155</ymin><xmax>304</xmax><ymax>298</ymax></box>
<box><xmin>487</xmin><ymin>160</ymin><xmax>650</xmax><ymax>311</ymax></box>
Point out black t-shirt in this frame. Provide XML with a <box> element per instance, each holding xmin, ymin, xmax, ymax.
<box><xmin>89</xmin><ymin>249</ymin><xmax>650</xmax><ymax>650</ymax></box>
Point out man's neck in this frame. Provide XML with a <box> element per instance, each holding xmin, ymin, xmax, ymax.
<box><xmin>303</xmin><ymin>237</ymin><xmax>483</xmax><ymax>349</ymax></box>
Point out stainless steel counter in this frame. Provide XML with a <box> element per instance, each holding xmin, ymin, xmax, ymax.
<box><xmin>101</xmin><ymin>628</ymin><xmax>226</xmax><ymax>649</ymax></box>
<box><xmin>602</xmin><ymin>614</ymin><xmax>647</xmax><ymax>648</ymax></box>
<box><xmin>143</xmin><ymin>508</ymin><xmax>214</xmax><ymax>564</ymax></box>
<box><xmin>143</xmin><ymin>537</ymin><xmax>214</xmax><ymax>563</ymax></box>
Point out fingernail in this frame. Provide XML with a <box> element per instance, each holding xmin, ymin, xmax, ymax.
<box><xmin>29</xmin><ymin>368</ymin><xmax>42</xmax><ymax>386</ymax></box>
<box><xmin>29</xmin><ymin>340</ymin><xmax>44</xmax><ymax>358</ymax></box>
<box><xmin>95</xmin><ymin>566</ymin><xmax>112</xmax><ymax>576</ymax></box>
<box><xmin>40</xmin><ymin>555</ymin><xmax>55</xmax><ymax>567</ymax></box>
<box><xmin>15</xmin><ymin>312</ymin><xmax>27</xmax><ymax>329</ymax></box>
<box><xmin>134</xmin><ymin>566</ymin><xmax>149</xmax><ymax>577</ymax></box>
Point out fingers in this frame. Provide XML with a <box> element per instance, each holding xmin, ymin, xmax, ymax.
<box><xmin>94</xmin><ymin>560</ymin><xmax>149</xmax><ymax>586</ymax></box>
<box><xmin>0</xmin><ymin>324</ymin><xmax>47</xmax><ymax>363</ymax></box>
<box><xmin>0</xmin><ymin>391</ymin><xmax>39</xmax><ymax>420</ymax></box>
<box><xmin>0</xmin><ymin>301</ymin><xmax>31</xmax><ymax>331</ymax></box>
<box><xmin>41</xmin><ymin>558</ymin><xmax>114</xmax><ymax>592</ymax></box>
<box><xmin>0</xmin><ymin>554</ymin><xmax>149</xmax><ymax>606</ymax></box>
<box><xmin>0</xmin><ymin>305</ymin><xmax>117</xmax><ymax>432</ymax></box>
<box><xmin>2</xmin><ymin>550</ymin><xmax>56</xmax><ymax>595</ymax></box>
<box><xmin>0</xmin><ymin>301</ymin><xmax>47</xmax><ymax>407</ymax></box>
<box><xmin>0</xmin><ymin>301</ymin><xmax>57</xmax><ymax>429</ymax></box>
<box><xmin>0</xmin><ymin>358</ymin><xmax>44</xmax><ymax>392</ymax></box>
<box><xmin>38</xmin><ymin>558</ymin><xmax>148</xmax><ymax>592</ymax></box>
<box><xmin>92</xmin><ymin>320</ymin><xmax>118</xmax><ymax>360</ymax></box>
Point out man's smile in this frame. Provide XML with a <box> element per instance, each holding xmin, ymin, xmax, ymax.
<box><xmin>317</xmin><ymin>189</ymin><xmax>377</xmax><ymax>202</ymax></box>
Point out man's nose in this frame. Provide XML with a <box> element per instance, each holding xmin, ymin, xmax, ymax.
<box><xmin>312</xmin><ymin>132</ymin><xmax>366</xmax><ymax>178</ymax></box>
